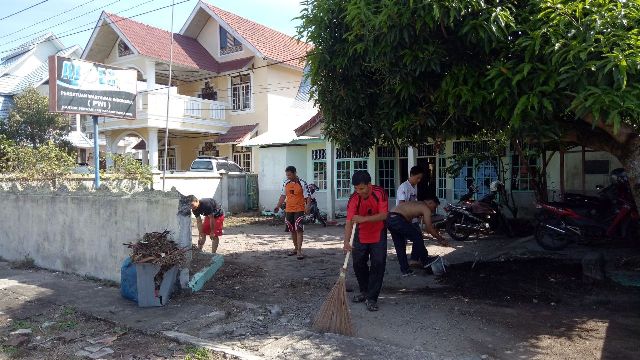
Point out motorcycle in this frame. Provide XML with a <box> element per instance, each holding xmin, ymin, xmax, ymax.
<box><xmin>534</xmin><ymin>168</ymin><xmax>639</xmax><ymax>250</ymax></box>
<box><xmin>444</xmin><ymin>179</ymin><xmax>514</xmax><ymax>241</ymax></box>
<box><xmin>279</xmin><ymin>183</ymin><xmax>327</xmax><ymax>226</ymax></box>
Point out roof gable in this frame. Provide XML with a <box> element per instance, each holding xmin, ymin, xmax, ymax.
<box><xmin>182</xmin><ymin>2</ymin><xmax>311</xmax><ymax>70</ymax></box>
<box><xmin>84</xmin><ymin>12</ymin><xmax>253</xmax><ymax>74</ymax></box>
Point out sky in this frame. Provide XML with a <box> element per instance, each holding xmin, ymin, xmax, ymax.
<box><xmin>0</xmin><ymin>0</ymin><xmax>306</xmax><ymax>55</ymax></box>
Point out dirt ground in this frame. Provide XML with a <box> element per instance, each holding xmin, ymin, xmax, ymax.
<box><xmin>0</xmin><ymin>301</ymin><xmax>227</xmax><ymax>360</ymax></box>
<box><xmin>188</xmin><ymin>214</ymin><xmax>640</xmax><ymax>360</ymax></box>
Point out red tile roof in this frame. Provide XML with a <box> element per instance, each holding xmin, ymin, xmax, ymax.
<box><xmin>216</xmin><ymin>124</ymin><xmax>258</xmax><ymax>144</ymax></box>
<box><xmin>295</xmin><ymin>112</ymin><xmax>323</xmax><ymax>136</ymax></box>
<box><xmin>204</xmin><ymin>3</ymin><xmax>312</xmax><ymax>69</ymax></box>
<box><xmin>105</xmin><ymin>12</ymin><xmax>253</xmax><ymax>73</ymax></box>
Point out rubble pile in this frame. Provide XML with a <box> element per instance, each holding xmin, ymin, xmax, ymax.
<box><xmin>124</xmin><ymin>230</ymin><xmax>187</xmax><ymax>267</ymax></box>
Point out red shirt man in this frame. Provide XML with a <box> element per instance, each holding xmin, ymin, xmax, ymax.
<box><xmin>343</xmin><ymin>170</ymin><xmax>388</xmax><ymax>312</ymax></box>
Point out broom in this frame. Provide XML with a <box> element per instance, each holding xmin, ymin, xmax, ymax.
<box><xmin>311</xmin><ymin>224</ymin><xmax>357</xmax><ymax>336</ymax></box>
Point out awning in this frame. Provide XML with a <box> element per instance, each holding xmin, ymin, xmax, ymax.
<box><xmin>239</xmin><ymin>130</ymin><xmax>318</xmax><ymax>147</ymax></box>
<box><xmin>65</xmin><ymin>131</ymin><xmax>93</xmax><ymax>149</ymax></box>
<box><xmin>215</xmin><ymin>124</ymin><xmax>259</xmax><ymax>144</ymax></box>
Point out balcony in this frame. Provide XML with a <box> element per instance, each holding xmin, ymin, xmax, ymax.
<box><xmin>95</xmin><ymin>89</ymin><xmax>229</xmax><ymax>133</ymax></box>
<box><xmin>137</xmin><ymin>90</ymin><xmax>227</xmax><ymax>122</ymax></box>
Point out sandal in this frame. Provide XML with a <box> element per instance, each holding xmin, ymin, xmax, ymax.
<box><xmin>297</xmin><ymin>255</ymin><xmax>305</xmax><ymax>260</ymax></box>
<box><xmin>287</xmin><ymin>251</ymin><xmax>297</xmax><ymax>256</ymax></box>
<box><xmin>352</xmin><ymin>294</ymin><xmax>366</xmax><ymax>303</ymax></box>
<box><xmin>365</xmin><ymin>300</ymin><xmax>379</xmax><ymax>312</ymax></box>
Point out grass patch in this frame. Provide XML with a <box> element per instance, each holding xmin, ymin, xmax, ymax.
<box><xmin>9</xmin><ymin>256</ymin><xmax>36</xmax><ymax>270</ymax></box>
<box><xmin>62</xmin><ymin>306</ymin><xmax>76</xmax><ymax>316</ymax></box>
<box><xmin>185</xmin><ymin>346</ymin><xmax>213</xmax><ymax>360</ymax></box>
<box><xmin>10</xmin><ymin>320</ymin><xmax>32</xmax><ymax>331</ymax></box>
<box><xmin>0</xmin><ymin>345</ymin><xmax>19</xmax><ymax>358</ymax></box>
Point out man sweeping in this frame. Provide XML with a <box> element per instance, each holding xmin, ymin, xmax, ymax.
<box><xmin>188</xmin><ymin>195</ymin><xmax>224</xmax><ymax>253</ymax></box>
<box><xmin>274</xmin><ymin>166</ymin><xmax>310</xmax><ymax>260</ymax></box>
<box><xmin>387</xmin><ymin>197</ymin><xmax>448</xmax><ymax>273</ymax></box>
<box><xmin>343</xmin><ymin>170</ymin><xmax>388</xmax><ymax>311</ymax></box>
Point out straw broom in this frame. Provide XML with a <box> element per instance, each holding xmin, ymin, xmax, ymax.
<box><xmin>311</xmin><ymin>224</ymin><xmax>357</xmax><ymax>336</ymax></box>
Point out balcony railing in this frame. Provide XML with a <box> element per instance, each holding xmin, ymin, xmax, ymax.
<box><xmin>137</xmin><ymin>90</ymin><xmax>226</xmax><ymax>122</ymax></box>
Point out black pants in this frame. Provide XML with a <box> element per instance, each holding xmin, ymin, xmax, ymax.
<box><xmin>387</xmin><ymin>213</ymin><xmax>428</xmax><ymax>273</ymax></box>
<box><xmin>352</xmin><ymin>227</ymin><xmax>387</xmax><ymax>302</ymax></box>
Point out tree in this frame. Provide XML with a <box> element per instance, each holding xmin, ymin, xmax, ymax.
<box><xmin>298</xmin><ymin>0</ymin><xmax>640</xmax><ymax>204</ymax></box>
<box><xmin>0</xmin><ymin>87</ymin><xmax>69</xmax><ymax>148</ymax></box>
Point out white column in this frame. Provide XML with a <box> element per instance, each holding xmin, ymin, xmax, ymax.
<box><xmin>325</xmin><ymin>141</ymin><xmax>336</xmax><ymax>221</ymax></box>
<box><xmin>75</xmin><ymin>114</ymin><xmax>81</xmax><ymax>132</ymax></box>
<box><xmin>407</xmin><ymin>146</ymin><xmax>417</xmax><ymax>170</ymax></box>
<box><xmin>148</xmin><ymin>128</ymin><xmax>159</xmax><ymax>170</ymax></box>
<box><xmin>145</xmin><ymin>60</ymin><xmax>156</xmax><ymax>90</ymax></box>
<box><xmin>104</xmin><ymin>132</ymin><xmax>114</xmax><ymax>169</ymax></box>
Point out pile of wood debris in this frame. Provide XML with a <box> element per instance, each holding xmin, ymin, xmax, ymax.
<box><xmin>124</xmin><ymin>230</ymin><xmax>187</xmax><ymax>267</ymax></box>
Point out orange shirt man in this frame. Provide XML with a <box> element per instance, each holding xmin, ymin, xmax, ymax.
<box><xmin>274</xmin><ymin>166</ymin><xmax>310</xmax><ymax>259</ymax></box>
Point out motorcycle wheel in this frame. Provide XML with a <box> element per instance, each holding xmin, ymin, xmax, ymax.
<box><xmin>446</xmin><ymin>215</ymin><xmax>474</xmax><ymax>241</ymax></box>
<box><xmin>534</xmin><ymin>221</ymin><xmax>572</xmax><ymax>251</ymax></box>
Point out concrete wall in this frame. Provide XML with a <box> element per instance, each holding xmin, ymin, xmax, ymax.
<box><xmin>0</xmin><ymin>189</ymin><xmax>180</xmax><ymax>282</ymax></box>
<box><xmin>256</xmin><ymin>147</ymin><xmax>288</xmax><ymax>210</ymax></box>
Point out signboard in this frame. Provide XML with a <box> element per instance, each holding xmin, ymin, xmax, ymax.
<box><xmin>48</xmin><ymin>56</ymin><xmax>137</xmax><ymax>119</ymax></box>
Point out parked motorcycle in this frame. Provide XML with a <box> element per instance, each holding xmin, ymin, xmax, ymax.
<box><xmin>444</xmin><ymin>180</ymin><xmax>514</xmax><ymax>241</ymax></box>
<box><xmin>279</xmin><ymin>183</ymin><xmax>327</xmax><ymax>226</ymax></box>
<box><xmin>534</xmin><ymin>168</ymin><xmax>639</xmax><ymax>250</ymax></box>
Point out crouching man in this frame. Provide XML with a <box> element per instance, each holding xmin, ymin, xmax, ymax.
<box><xmin>344</xmin><ymin>170</ymin><xmax>388</xmax><ymax>311</ymax></box>
<box><xmin>387</xmin><ymin>197</ymin><xmax>448</xmax><ymax>274</ymax></box>
<box><xmin>188</xmin><ymin>195</ymin><xmax>224</xmax><ymax>253</ymax></box>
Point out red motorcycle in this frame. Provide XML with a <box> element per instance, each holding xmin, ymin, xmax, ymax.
<box><xmin>535</xmin><ymin>169</ymin><xmax>639</xmax><ymax>250</ymax></box>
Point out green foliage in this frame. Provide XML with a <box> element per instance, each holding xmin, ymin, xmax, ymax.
<box><xmin>184</xmin><ymin>346</ymin><xmax>213</xmax><ymax>360</ymax></box>
<box><xmin>105</xmin><ymin>153</ymin><xmax>153</xmax><ymax>185</ymax></box>
<box><xmin>297</xmin><ymin>0</ymin><xmax>640</xmax><ymax>151</ymax></box>
<box><xmin>0</xmin><ymin>87</ymin><xmax>70</xmax><ymax>147</ymax></box>
<box><xmin>1</xmin><ymin>141</ymin><xmax>75</xmax><ymax>181</ymax></box>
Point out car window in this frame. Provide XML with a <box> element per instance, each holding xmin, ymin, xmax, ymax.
<box><xmin>228</xmin><ymin>162</ymin><xmax>243</xmax><ymax>172</ymax></box>
<box><xmin>216</xmin><ymin>162</ymin><xmax>230</xmax><ymax>172</ymax></box>
<box><xmin>191</xmin><ymin>160</ymin><xmax>213</xmax><ymax>170</ymax></box>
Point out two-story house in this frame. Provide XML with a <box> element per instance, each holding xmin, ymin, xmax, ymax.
<box><xmin>80</xmin><ymin>0</ymin><xmax>315</xmax><ymax>181</ymax></box>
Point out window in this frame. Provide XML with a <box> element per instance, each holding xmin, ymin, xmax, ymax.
<box><xmin>312</xmin><ymin>149</ymin><xmax>327</xmax><ymax>190</ymax></box>
<box><xmin>377</xmin><ymin>146</ymin><xmax>396</xmax><ymax>198</ymax></box>
<box><xmin>437</xmin><ymin>156</ymin><xmax>447</xmax><ymax>199</ymax></box>
<box><xmin>475</xmin><ymin>160</ymin><xmax>499</xmax><ymax>198</ymax></box>
<box><xmin>233</xmin><ymin>152</ymin><xmax>251</xmax><ymax>172</ymax></box>
<box><xmin>453</xmin><ymin>159</ymin><xmax>474</xmax><ymax>200</ymax></box>
<box><xmin>117</xmin><ymin>40</ymin><xmax>133</xmax><ymax>57</ymax></box>
<box><xmin>511</xmin><ymin>154</ymin><xmax>538</xmax><ymax>191</ymax></box>
<box><xmin>336</xmin><ymin>149</ymin><xmax>369</xmax><ymax>199</ymax></box>
<box><xmin>159</xmin><ymin>148</ymin><xmax>176</xmax><ymax>171</ymax></box>
<box><xmin>219</xmin><ymin>26</ymin><xmax>243</xmax><ymax>55</ymax></box>
<box><xmin>232</xmin><ymin>74</ymin><xmax>251</xmax><ymax>111</ymax></box>
<box><xmin>227</xmin><ymin>162</ymin><xmax>243</xmax><ymax>172</ymax></box>
<box><xmin>452</xmin><ymin>159</ymin><xmax>499</xmax><ymax>199</ymax></box>
<box><xmin>584</xmin><ymin>160</ymin><xmax>610</xmax><ymax>175</ymax></box>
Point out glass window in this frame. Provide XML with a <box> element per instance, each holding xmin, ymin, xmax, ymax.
<box><xmin>453</xmin><ymin>159</ymin><xmax>474</xmax><ymax>200</ymax></box>
<box><xmin>335</xmin><ymin>150</ymin><xmax>369</xmax><ymax>199</ymax></box>
<box><xmin>311</xmin><ymin>149</ymin><xmax>327</xmax><ymax>190</ymax></box>
<box><xmin>376</xmin><ymin>146</ymin><xmax>396</xmax><ymax>198</ymax></box>
<box><xmin>511</xmin><ymin>155</ymin><xmax>538</xmax><ymax>191</ymax></box>
<box><xmin>232</xmin><ymin>75</ymin><xmax>251</xmax><ymax>111</ymax></box>
<box><xmin>216</xmin><ymin>162</ymin><xmax>230</xmax><ymax>172</ymax></box>
<box><xmin>191</xmin><ymin>160</ymin><xmax>213</xmax><ymax>170</ymax></box>
<box><xmin>219</xmin><ymin>26</ymin><xmax>243</xmax><ymax>55</ymax></box>
<box><xmin>437</xmin><ymin>156</ymin><xmax>447</xmax><ymax>199</ymax></box>
<box><xmin>228</xmin><ymin>162</ymin><xmax>243</xmax><ymax>172</ymax></box>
